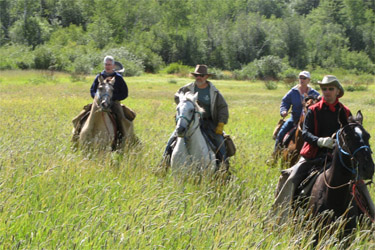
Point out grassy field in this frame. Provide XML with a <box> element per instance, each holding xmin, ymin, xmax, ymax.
<box><xmin>1</xmin><ymin>70</ymin><xmax>375</xmax><ymax>249</ymax></box>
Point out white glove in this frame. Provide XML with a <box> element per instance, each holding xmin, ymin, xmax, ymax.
<box><xmin>317</xmin><ymin>137</ymin><xmax>335</xmax><ymax>149</ymax></box>
<box><xmin>281</xmin><ymin>111</ymin><xmax>288</xmax><ymax>117</ymax></box>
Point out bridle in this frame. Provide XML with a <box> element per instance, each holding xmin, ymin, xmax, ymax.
<box><xmin>175</xmin><ymin>99</ymin><xmax>202</xmax><ymax>137</ymax></box>
<box><xmin>336</xmin><ymin>123</ymin><xmax>371</xmax><ymax>175</ymax></box>
<box><xmin>95</xmin><ymin>84</ymin><xmax>113</xmax><ymax>112</ymax></box>
<box><xmin>323</xmin><ymin>123</ymin><xmax>372</xmax><ymax>189</ymax></box>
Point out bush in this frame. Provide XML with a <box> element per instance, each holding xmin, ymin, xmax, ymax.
<box><xmin>209</xmin><ymin>68</ymin><xmax>234</xmax><ymax>80</ymax></box>
<box><xmin>255</xmin><ymin>55</ymin><xmax>286</xmax><ymax>80</ymax></box>
<box><xmin>233</xmin><ymin>63</ymin><xmax>258</xmax><ymax>80</ymax></box>
<box><xmin>0</xmin><ymin>45</ymin><xmax>34</xmax><ymax>70</ymax></box>
<box><xmin>33</xmin><ymin>46</ymin><xmax>57</xmax><ymax>70</ymax></box>
<box><xmin>281</xmin><ymin>68</ymin><xmax>298</xmax><ymax>83</ymax></box>
<box><xmin>161</xmin><ymin>62</ymin><xmax>193</xmax><ymax>76</ymax></box>
<box><xmin>345</xmin><ymin>84</ymin><xmax>368</xmax><ymax>92</ymax></box>
<box><xmin>265</xmin><ymin>81</ymin><xmax>278</xmax><ymax>90</ymax></box>
<box><xmin>234</xmin><ymin>55</ymin><xmax>287</xmax><ymax>80</ymax></box>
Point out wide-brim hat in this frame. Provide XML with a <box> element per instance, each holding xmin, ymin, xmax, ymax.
<box><xmin>191</xmin><ymin>64</ymin><xmax>213</xmax><ymax>76</ymax></box>
<box><xmin>318</xmin><ymin>75</ymin><xmax>344</xmax><ymax>98</ymax></box>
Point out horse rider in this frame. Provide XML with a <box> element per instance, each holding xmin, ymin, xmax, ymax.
<box><xmin>72</xmin><ymin>55</ymin><xmax>131</xmax><ymax>141</ymax></box>
<box><xmin>163</xmin><ymin>64</ymin><xmax>229</xmax><ymax>168</ymax></box>
<box><xmin>274</xmin><ymin>75</ymin><xmax>375</xmax><ymax>214</ymax></box>
<box><xmin>273</xmin><ymin>71</ymin><xmax>320</xmax><ymax>156</ymax></box>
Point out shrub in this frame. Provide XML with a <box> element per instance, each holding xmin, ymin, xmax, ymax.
<box><xmin>0</xmin><ymin>45</ymin><xmax>34</xmax><ymax>70</ymax></box>
<box><xmin>235</xmin><ymin>56</ymin><xmax>287</xmax><ymax>80</ymax></box>
<box><xmin>161</xmin><ymin>62</ymin><xmax>193</xmax><ymax>76</ymax></box>
<box><xmin>281</xmin><ymin>68</ymin><xmax>298</xmax><ymax>83</ymax></box>
<box><xmin>33</xmin><ymin>46</ymin><xmax>57</xmax><ymax>70</ymax></box>
<box><xmin>255</xmin><ymin>55</ymin><xmax>286</xmax><ymax>80</ymax></box>
<box><xmin>265</xmin><ymin>81</ymin><xmax>278</xmax><ymax>90</ymax></box>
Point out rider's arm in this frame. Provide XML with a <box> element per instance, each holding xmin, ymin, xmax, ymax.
<box><xmin>302</xmin><ymin>109</ymin><xmax>319</xmax><ymax>146</ymax></box>
<box><xmin>280</xmin><ymin>90</ymin><xmax>292</xmax><ymax>117</ymax></box>
<box><xmin>216</xmin><ymin>93</ymin><xmax>229</xmax><ymax>124</ymax></box>
<box><xmin>90</xmin><ymin>75</ymin><xmax>99</xmax><ymax>99</ymax></box>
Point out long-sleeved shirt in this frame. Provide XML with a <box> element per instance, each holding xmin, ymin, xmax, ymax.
<box><xmin>90</xmin><ymin>71</ymin><xmax>128</xmax><ymax>101</ymax></box>
<box><xmin>280</xmin><ymin>85</ymin><xmax>320</xmax><ymax>122</ymax></box>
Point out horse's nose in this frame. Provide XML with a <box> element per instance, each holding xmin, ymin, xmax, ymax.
<box><xmin>176</xmin><ymin>126</ymin><xmax>186</xmax><ymax>136</ymax></box>
<box><xmin>101</xmin><ymin>100</ymin><xmax>109</xmax><ymax>110</ymax></box>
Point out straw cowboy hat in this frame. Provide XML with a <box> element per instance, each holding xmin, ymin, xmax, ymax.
<box><xmin>318</xmin><ymin>75</ymin><xmax>344</xmax><ymax>98</ymax></box>
<box><xmin>191</xmin><ymin>65</ymin><xmax>214</xmax><ymax>76</ymax></box>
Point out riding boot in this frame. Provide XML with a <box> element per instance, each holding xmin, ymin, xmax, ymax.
<box><xmin>357</xmin><ymin>182</ymin><xmax>375</xmax><ymax>220</ymax></box>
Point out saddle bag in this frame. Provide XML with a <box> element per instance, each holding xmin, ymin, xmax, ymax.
<box><xmin>272</xmin><ymin>119</ymin><xmax>285</xmax><ymax>140</ymax></box>
<box><xmin>224</xmin><ymin>133</ymin><xmax>236</xmax><ymax>157</ymax></box>
<box><xmin>121</xmin><ymin>104</ymin><xmax>136</xmax><ymax>121</ymax></box>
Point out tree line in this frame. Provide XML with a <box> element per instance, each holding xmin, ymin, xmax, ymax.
<box><xmin>0</xmin><ymin>0</ymin><xmax>374</xmax><ymax>77</ymax></box>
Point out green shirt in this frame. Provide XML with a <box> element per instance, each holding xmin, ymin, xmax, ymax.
<box><xmin>195</xmin><ymin>85</ymin><xmax>211</xmax><ymax>119</ymax></box>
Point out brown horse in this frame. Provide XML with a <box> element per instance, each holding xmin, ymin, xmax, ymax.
<box><xmin>309</xmin><ymin>110</ymin><xmax>374</xmax><ymax>239</ymax></box>
<box><xmin>274</xmin><ymin>96</ymin><xmax>318</xmax><ymax>167</ymax></box>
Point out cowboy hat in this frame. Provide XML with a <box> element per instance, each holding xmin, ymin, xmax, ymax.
<box><xmin>191</xmin><ymin>64</ymin><xmax>213</xmax><ymax>76</ymax></box>
<box><xmin>318</xmin><ymin>75</ymin><xmax>344</xmax><ymax>98</ymax></box>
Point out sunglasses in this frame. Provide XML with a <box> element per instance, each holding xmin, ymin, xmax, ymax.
<box><xmin>194</xmin><ymin>74</ymin><xmax>205</xmax><ymax>77</ymax></box>
<box><xmin>321</xmin><ymin>87</ymin><xmax>335</xmax><ymax>91</ymax></box>
<box><xmin>299</xmin><ymin>77</ymin><xmax>307</xmax><ymax>80</ymax></box>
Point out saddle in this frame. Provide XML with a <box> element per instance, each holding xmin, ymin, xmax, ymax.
<box><xmin>281</xmin><ymin>125</ymin><xmax>297</xmax><ymax>147</ymax></box>
<box><xmin>72</xmin><ymin>103</ymin><xmax>135</xmax><ymax>143</ymax></box>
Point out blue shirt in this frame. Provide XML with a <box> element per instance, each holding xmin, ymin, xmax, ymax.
<box><xmin>90</xmin><ymin>71</ymin><xmax>128</xmax><ymax>101</ymax></box>
<box><xmin>280</xmin><ymin>86</ymin><xmax>320</xmax><ymax>122</ymax></box>
<box><xmin>195</xmin><ymin>85</ymin><xmax>211</xmax><ymax>119</ymax></box>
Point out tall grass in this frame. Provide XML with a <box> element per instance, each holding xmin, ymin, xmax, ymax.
<box><xmin>0</xmin><ymin>70</ymin><xmax>375</xmax><ymax>248</ymax></box>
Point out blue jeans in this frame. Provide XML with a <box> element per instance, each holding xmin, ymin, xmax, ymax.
<box><xmin>275</xmin><ymin>117</ymin><xmax>296</xmax><ymax>149</ymax></box>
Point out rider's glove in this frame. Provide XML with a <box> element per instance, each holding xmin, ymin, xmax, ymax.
<box><xmin>215</xmin><ymin>122</ymin><xmax>224</xmax><ymax>135</ymax></box>
<box><xmin>317</xmin><ymin>137</ymin><xmax>335</xmax><ymax>149</ymax></box>
<box><xmin>281</xmin><ymin>111</ymin><xmax>288</xmax><ymax>117</ymax></box>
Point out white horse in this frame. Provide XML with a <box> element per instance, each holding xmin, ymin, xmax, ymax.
<box><xmin>79</xmin><ymin>76</ymin><xmax>117</xmax><ymax>150</ymax></box>
<box><xmin>171</xmin><ymin>92</ymin><xmax>217</xmax><ymax>175</ymax></box>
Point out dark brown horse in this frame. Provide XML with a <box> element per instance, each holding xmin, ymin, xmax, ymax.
<box><xmin>309</xmin><ymin>110</ymin><xmax>374</xmax><ymax>238</ymax></box>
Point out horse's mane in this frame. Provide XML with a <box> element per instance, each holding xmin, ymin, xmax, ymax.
<box><xmin>180</xmin><ymin>92</ymin><xmax>205</xmax><ymax>115</ymax></box>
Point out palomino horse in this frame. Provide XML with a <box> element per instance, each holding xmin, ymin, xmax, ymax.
<box><xmin>308</xmin><ymin>110</ymin><xmax>374</xmax><ymax>236</ymax></box>
<box><xmin>170</xmin><ymin>92</ymin><xmax>217</xmax><ymax>175</ymax></box>
<box><xmin>78</xmin><ymin>76</ymin><xmax>130</xmax><ymax>150</ymax></box>
<box><xmin>276</xmin><ymin>96</ymin><xmax>318</xmax><ymax>167</ymax></box>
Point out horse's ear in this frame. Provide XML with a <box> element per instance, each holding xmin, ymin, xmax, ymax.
<box><xmin>178</xmin><ymin>92</ymin><xmax>185</xmax><ymax>102</ymax></box>
<box><xmin>98</xmin><ymin>75</ymin><xmax>104</xmax><ymax>84</ymax></box>
<box><xmin>192</xmin><ymin>92</ymin><xmax>198</xmax><ymax>102</ymax></box>
<box><xmin>356</xmin><ymin>110</ymin><xmax>363</xmax><ymax>125</ymax></box>
<box><xmin>109</xmin><ymin>77</ymin><xmax>115</xmax><ymax>85</ymax></box>
<box><xmin>338</xmin><ymin>107</ymin><xmax>348</xmax><ymax>127</ymax></box>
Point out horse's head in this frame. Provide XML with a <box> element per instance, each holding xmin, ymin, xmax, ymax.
<box><xmin>96</xmin><ymin>76</ymin><xmax>115</xmax><ymax>111</ymax></box>
<box><xmin>175</xmin><ymin>92</ymin><xmax>202</xmax><ymax>137</ymax></box>
<box><xmin>336</xmin><ymin>110</ymin><xmax>374</xmax><ymax>180</ymax></box>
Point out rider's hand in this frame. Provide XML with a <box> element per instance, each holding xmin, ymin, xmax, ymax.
<box><xmin>317</xmin><ymin>137</ymin><xmax>335</xmax><ymax>149</ymax></box>
<box><xmin>215</xmin><ymin>122</ymin><xmax>224</xmax><ymax>135</ymax></box>
<box><xmin>281</xmin><ymin>111</ymin><xmax>288</xmax><ymax>118</ymax></box>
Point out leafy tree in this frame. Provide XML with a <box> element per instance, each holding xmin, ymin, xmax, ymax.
<box><xmin>57</xmin><ymin>0</ymin><xmax>86</xmax><ymax>27</ymax></box>
<box><xmin>9</xmin><ymin>16</ymin><xmax>51</xmax><ymax>48</ymax></box>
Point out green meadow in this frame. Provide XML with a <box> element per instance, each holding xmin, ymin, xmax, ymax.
<box><xmin>1</xmin><ymin>70</ymin><xmax>375</xmax><ymax>249</ymax></box>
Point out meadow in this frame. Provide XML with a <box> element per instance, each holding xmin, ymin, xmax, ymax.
<box><xmin>0</xmin><ymin>70</ymin><xmax>375</xmax><ymax>249</ymax></box>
